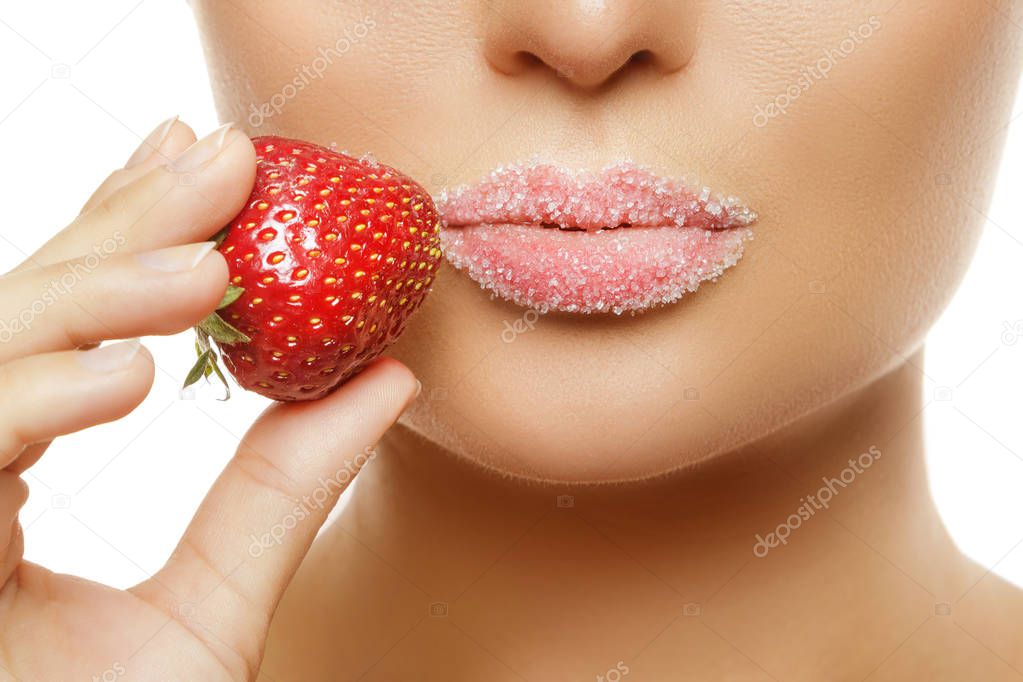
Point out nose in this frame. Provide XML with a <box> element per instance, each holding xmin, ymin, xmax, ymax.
<box><xmin>482</xmin><ymin>0</ymin><xmax>694</xmax><ymax>89</ymax></box>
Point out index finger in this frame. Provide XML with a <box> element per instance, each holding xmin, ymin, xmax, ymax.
<box><xmin>20</xmin><ymin>125</ymin><xmax>254</xmax><ymax>272</ymax></box>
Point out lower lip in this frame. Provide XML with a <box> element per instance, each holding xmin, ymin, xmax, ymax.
<box><xmin>440</xmin><ymin>223</ymin><xmax>752</xmax><ymax>315</ymax></box>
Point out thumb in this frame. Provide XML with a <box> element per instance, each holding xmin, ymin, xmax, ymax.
<box><xmin>132</xmin><ymin>357</ymin><xmax>417</xmax><ymax>672</ymax></box>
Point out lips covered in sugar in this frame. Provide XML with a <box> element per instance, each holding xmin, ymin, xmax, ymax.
<box><xmin>438</xmin><ymin>163</ymin><xmax>757</xmax><ymax>232</ymax></box>
<box><xmin>437</xmin><ymin>163</ymin><xmax>758</xmax><ymax>315</ymax></box>
<box><xmin>441</xmin><ymin>224</ymin><xmax>752</xmax><ymax>314</ymax></box>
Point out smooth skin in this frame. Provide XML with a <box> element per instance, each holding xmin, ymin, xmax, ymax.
<box><xmin>188</xmin><ymin>1</ymin><xmax>1023</xmax><ymax>680</ymax></box>
<box><xmin>0</xmin><ymin>121</ymin><xmax>418</xmax><ymax>680</ymax></box>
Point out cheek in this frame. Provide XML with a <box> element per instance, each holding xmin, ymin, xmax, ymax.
<box><xmin>193</xmin><ymin>0</ymin><xmax>478</xmax><ymax>183</ymax></box>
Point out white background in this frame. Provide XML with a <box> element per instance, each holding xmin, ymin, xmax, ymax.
<box><xmin>0</xmin><ymin>2</ymin><xmax>1022</xmax><ymax>591</ymax></box>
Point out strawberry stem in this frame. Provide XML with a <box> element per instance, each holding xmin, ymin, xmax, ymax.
<box><xmin>181</xmin><ymin>283</ymin><xmax>250</xmax><ymax>400</ymax></box>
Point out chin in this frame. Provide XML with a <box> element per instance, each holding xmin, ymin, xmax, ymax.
<box><xmin>387</xmin><ymin>264</ymin><xmax>801</xmax><ymax>484</ymax></box>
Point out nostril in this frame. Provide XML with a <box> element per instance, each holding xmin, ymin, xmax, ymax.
<box><xmin>518</xmin><ymin>51</ymin><xmax>543</xmax><ymax>67</ymax></box>
<box><xmin>515</xmin><ymin>50</ymin><xmax>579</xmax><ymax>80</ymax></box>
<box><xmin>513</xmin><ymin>51</ymin><xmax>546</xmax><ymax>73</ymax></box>
<box><xmin>629</xmin><ymin>50</ymin><xmax>654</xmax><ymax>66</ymax></box>
<box><xmin>486</xmin><ymin>50</ymin><xmax>542</xmax><ymax>78</ymax></box>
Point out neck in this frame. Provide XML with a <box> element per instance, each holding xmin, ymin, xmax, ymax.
<box><xmin>318</xmin><ymin>354</ymin><xmax>982</xmax><ymax>679</ymax></box>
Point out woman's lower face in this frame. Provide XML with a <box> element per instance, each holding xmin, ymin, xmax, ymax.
<box><xmin>193</xmin><ymin>1</ymin><xmax>1021</xmax><ymax>482</ymax></box>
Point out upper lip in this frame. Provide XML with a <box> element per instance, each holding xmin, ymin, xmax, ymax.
<box><xmin>437</xmin><ymin>162</ymin><xmax>757</xmax><ymax>232</ymax></box>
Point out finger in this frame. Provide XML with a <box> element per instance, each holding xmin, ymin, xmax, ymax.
<box><xmin>136</xmin><ymin>358</ymin><xmax>418</xmax><ymax>672</ymax></box>
<box><xmin>0</xmin><ymin>471</ymin><xmax>29</xmax><ymax>585</ymax></box>
<box><xmin>24</xmin><ymin>125</ymin><xmax>255</xmax><ymax>270</ymax></box>
<box><xmin>10</xmin><ymin>118</ymin><xmax>198</xmax><ymax>276</ymax></box>
<box><xmin>6</xmin><ymin>442</ymin><xmax>49</xmax><ymax>475</ymax></box>
<box><xmin>0</xmin><ymin>340</ymin><xmax>154</xmax><ymax>469</ymax></box>
<box><xmin>79</xmin><ymin>116</ymin><xmax>197</xmax><ymax>215</ymax></box>
<box><xmin>0</xmin><ymin>242</ymin><xmax>227</xmax><ymax>364</ymax></box>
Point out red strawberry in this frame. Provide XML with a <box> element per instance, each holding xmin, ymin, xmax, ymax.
<box><xmin>185</xmin><ymin>136</ymin><xmax>441</xmax><ymax>401</ymax></box>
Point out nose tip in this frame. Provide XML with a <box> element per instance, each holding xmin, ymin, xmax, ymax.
<box><xmin>483</xmin><ymin>1</ymin><xmax>692</xmax><ymax>89</ymax></box>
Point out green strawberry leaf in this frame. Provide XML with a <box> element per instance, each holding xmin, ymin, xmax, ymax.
<box><xmin>218</xmin><ymin>284</ymin><xmax>245</xmax><ymax>309</ymax></box>
<box><xmin>207</xmin><ymin>348</ymin><xmax>232</xmax><ymax>401</ymax></box>
<box><xmin>183</xmin><ymin>349</ymin><xmax>214</xmax><ymax>389</ymax></box>
<box><xmin>211</xmin><ymin>226</ymin><xmax>231</xmax><ymax>247</ymax></box>
<box><xmin>199</xmin><ymin>312</ymin><xmax>252</xmax><ymax>345</ymax></box>
<box><xmin>183</xmin><ymin>344</ymin><xmax>233</xmax><ymax>400</ymax></box>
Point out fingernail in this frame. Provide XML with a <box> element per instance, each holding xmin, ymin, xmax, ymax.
<box><xmin>136</xmin><ymin>242</ymin><xmax>217</xmax><ymax>272</ymax></box>
<box><xmin>126</xmin><ymin>116</ymin><xmax>178</xmax><ymax>168</ymax></box>
<box><xmin>168</xmin><ymin>123</ymin><xmax>235</xmax><ymax>172</ymax></box>
<box><xmin>415</xmin><ymin>380</ymin><xmax>423</xmax><ymax>398</ymax></box>
<box><xmin>77</xmin><ymin>339</ymin><xmax>142</xmax><ymax>373</ymax></box>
